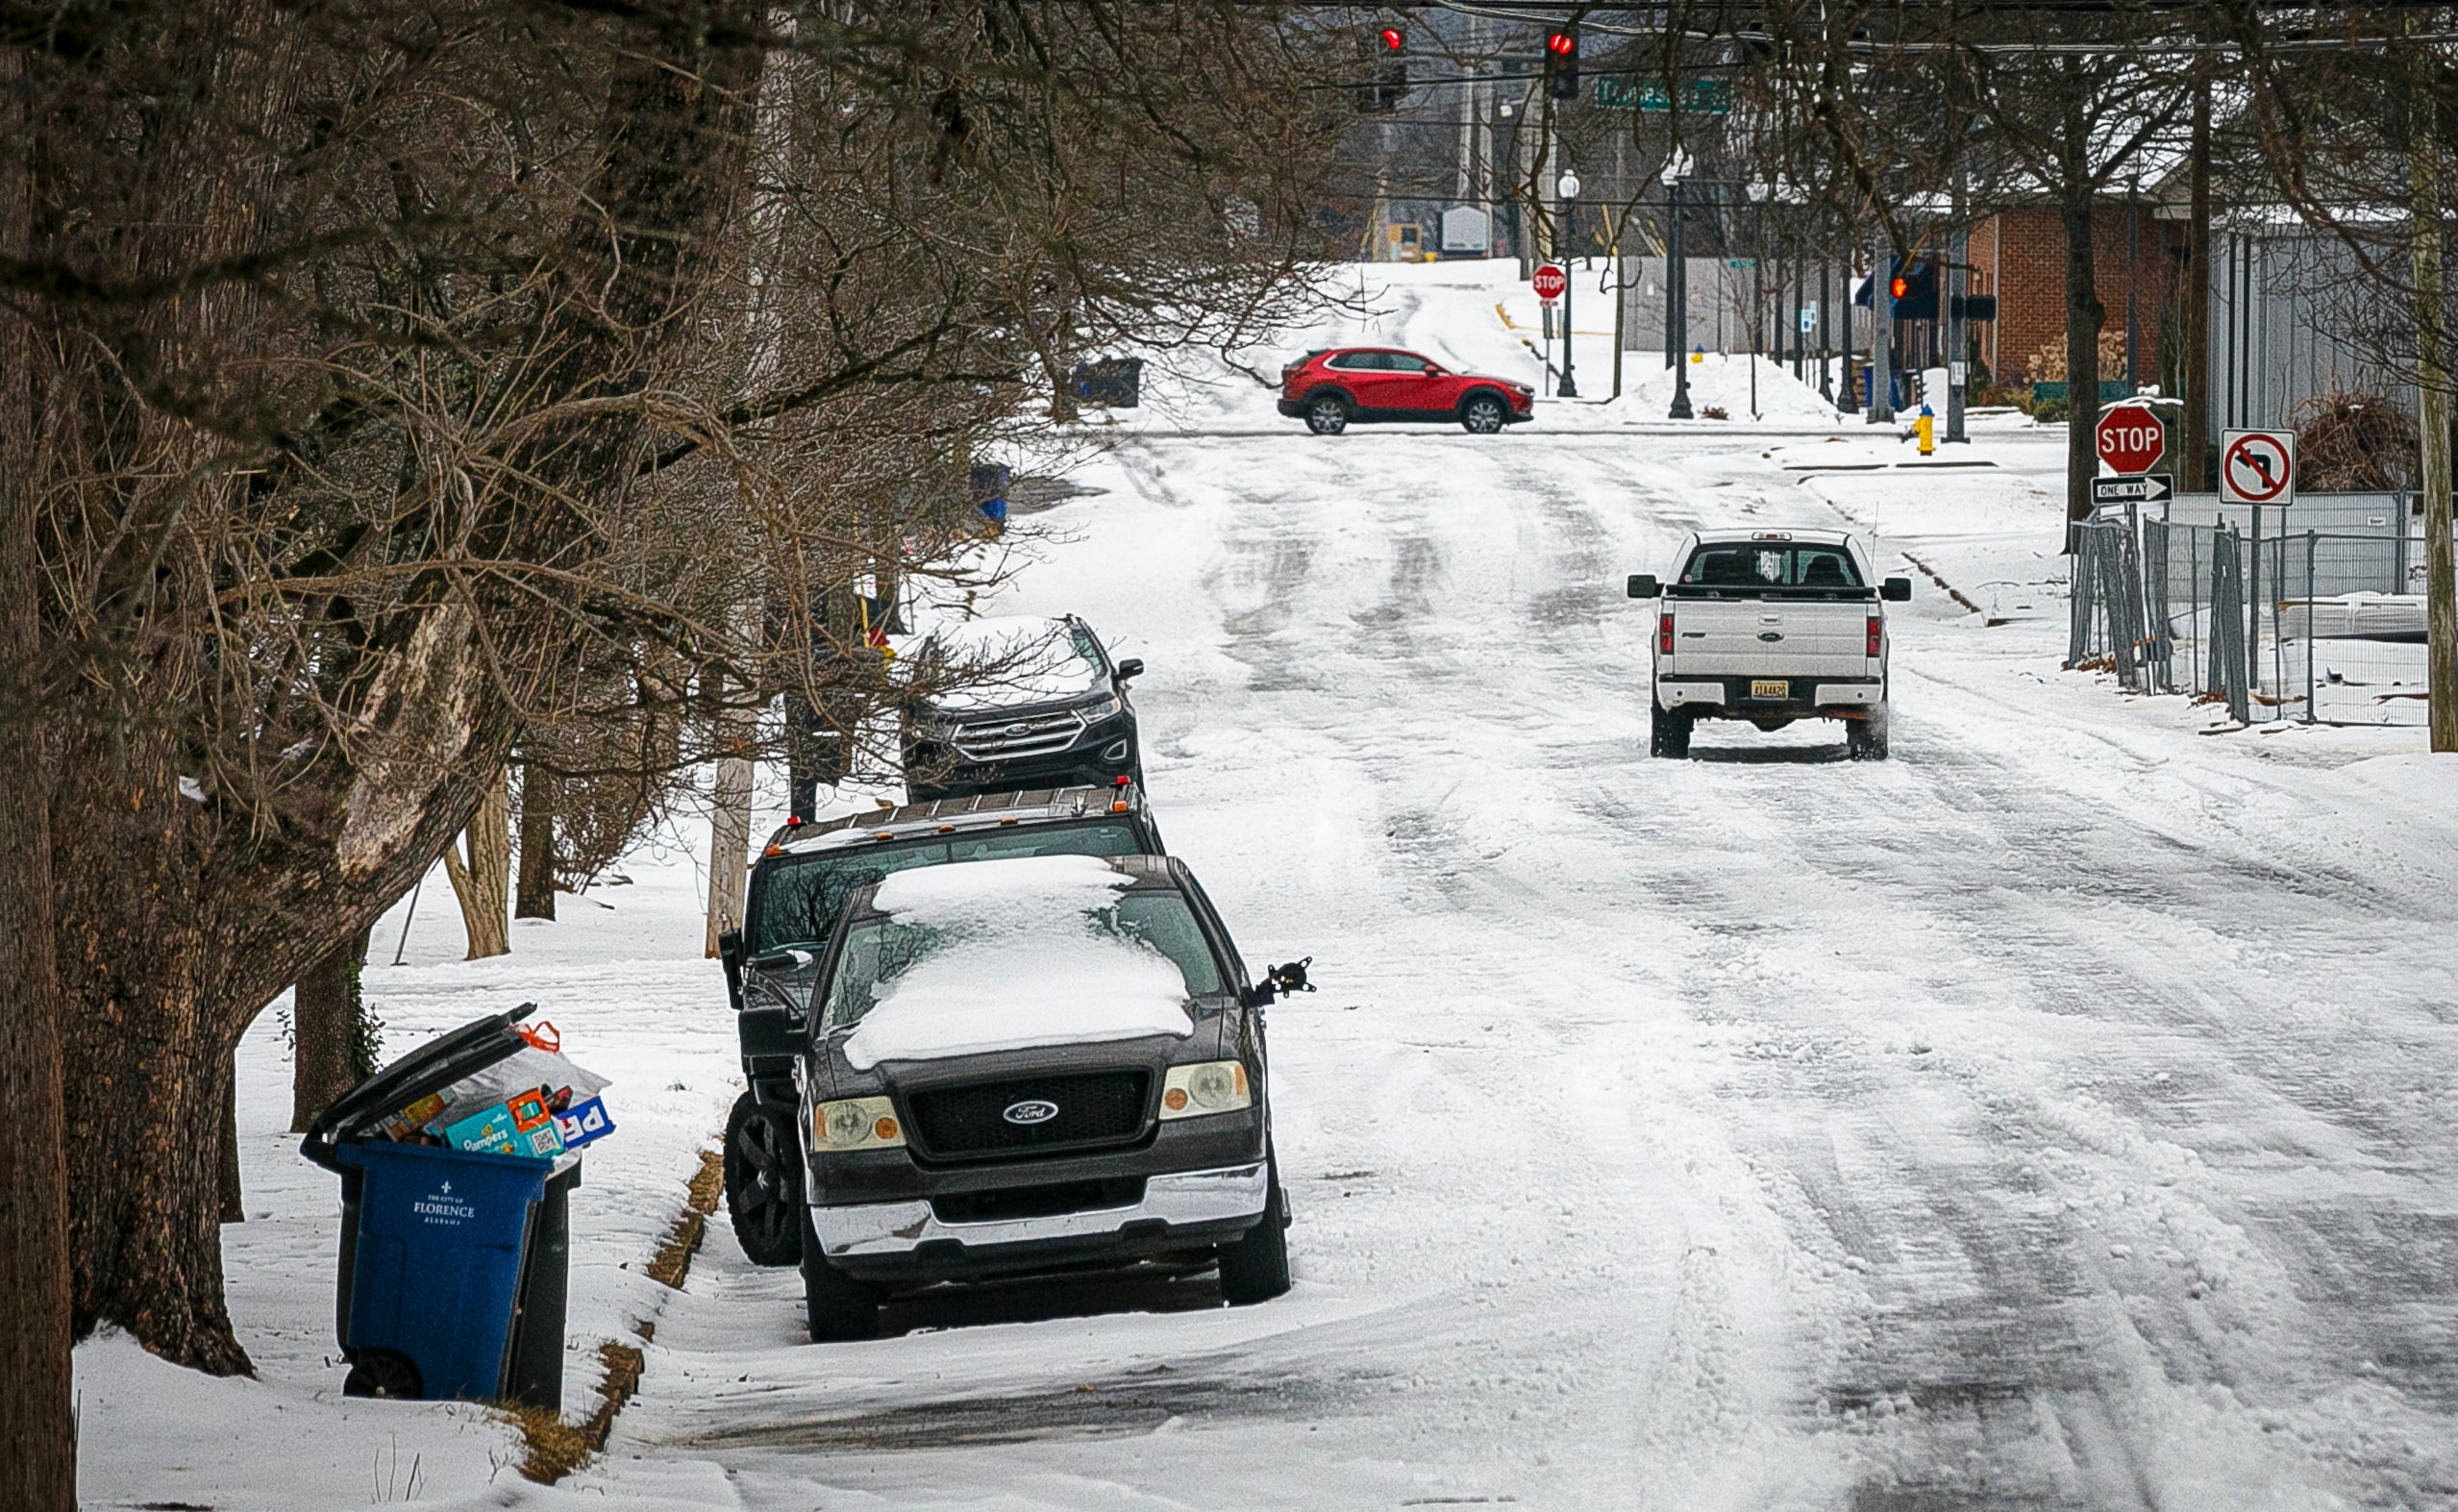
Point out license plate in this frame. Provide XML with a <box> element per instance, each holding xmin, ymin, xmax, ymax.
<box><xmin>1750</xmin><ymin>679</ymin><xmax>1789</xmax><ymax>699</ymax></box>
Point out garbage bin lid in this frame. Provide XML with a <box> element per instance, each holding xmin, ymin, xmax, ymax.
<box><xmin>300</xmin><ymin>1004</ymin><xmax>537</xmax><ymax>1172</ymax></box>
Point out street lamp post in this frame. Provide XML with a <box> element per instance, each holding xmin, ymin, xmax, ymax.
<box><xmin>1556</xmin><ymin>167</ymin><xmax>1581</xmax><ymax>398</ymax></box>
<box><xmin>1663</xmin><ymin>153</ymin><xmax>1692</xmax><ymax>420</ymax></box>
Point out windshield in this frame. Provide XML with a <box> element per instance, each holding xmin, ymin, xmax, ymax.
<box><xmin>1679</xmin><ymin>543</ymin><xmax>1864</xmax><ymax>591</ymax></box>
<box><xmin>749</xmin><ymin>820</ymin><xmax>1143</xmax><ymax>954</ymax></box>
<box><xmin>822</xmin><ymin>890</ymin><xmax>1223</xmax><ymax>1034</ymax></box>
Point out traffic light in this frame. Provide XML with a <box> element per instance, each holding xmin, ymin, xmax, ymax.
<box><xmin>1547</xmin><ymin>29</ymin><xmax>1580</xmax><ymax>100</ymax></box>
<box><xmin>1889</xmin><ymin>261</ymin><xmax>1939</xmax><ymax>321</ymax></box>
<box><xmin>1361</xmin><ymin>23</ymin><xmax>1407</xmax><ymax>113</ymax></box>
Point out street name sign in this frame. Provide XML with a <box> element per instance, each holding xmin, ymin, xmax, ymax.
<box><xmin>2220</xmin><ymin>429</ymin><xmax>2297</xmax><ymax>506</ymax></box>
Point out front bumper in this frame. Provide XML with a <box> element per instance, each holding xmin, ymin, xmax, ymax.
<box><xmin>811</xmin><ymin>1161</ymin><xmax>1270</xmax><ymax>1280</ymax></box>
<box><xmin>1658</xmin><ymin>675</ymin><xmax>1882</xmax><ymax>719</ymax></box>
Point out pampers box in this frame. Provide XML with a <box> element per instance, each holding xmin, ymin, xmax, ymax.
<box><xmin>442</xmin><ymin>1088</ymin><xmax>565</xmax><ymax>1159</ymax></box>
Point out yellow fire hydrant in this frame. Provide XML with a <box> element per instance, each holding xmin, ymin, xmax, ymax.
<box><xmin>1915</xmin><ymin>404</ymin><xmax>1936</xmax><ymax>457</ymax></box>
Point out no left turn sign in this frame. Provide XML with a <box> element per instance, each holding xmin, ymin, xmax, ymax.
<box><xmin>2221</xmin><ymin>428</ymin><xmax>2297</xmax><ymax>506</ymax></box>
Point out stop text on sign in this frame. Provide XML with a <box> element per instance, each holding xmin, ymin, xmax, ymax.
<box><xmin>1532</xmin><ymin>264</ymin><xmax>1567</xmax><ymax>302</ymax></box>
<box><xmin>2095</xmin><ymin>402</ymin><xmax>2165</xmax><ymax>475</ymax></box>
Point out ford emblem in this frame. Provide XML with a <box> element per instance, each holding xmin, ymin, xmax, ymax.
<box><xmin>1003</xmin><ymin>1099</ymin><xmax>1060</xmax><ymax>1126</ymax></box>
<box><xmin>1003</xmin><ymin>723</ymin><xmax>1030</xmax><ymax>737</ymax></box>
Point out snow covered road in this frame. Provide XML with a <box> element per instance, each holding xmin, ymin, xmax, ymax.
<box><xmin>595</xmin><ymin>421</ymin><xmax>2458</xmax><ymax>1512</ymax></box>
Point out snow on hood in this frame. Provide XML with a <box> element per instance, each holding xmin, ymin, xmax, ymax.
<box><xmin>910</xmin><ymin>615</ymin><xmax>1105</xmax><ymax>713</ymax></box>
<box><xmin>842</xmin><ymin>855</ymin><xmax>1193</xmax><ymax>1071</ymax></box>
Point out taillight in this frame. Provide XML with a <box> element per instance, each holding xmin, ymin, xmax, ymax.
<box><xmin>1658</xmin><ymin>612</ymin><xmax>1675</xmax><ymax>655</ymax></box>
<box><xmin>1866</xmin><ymin>615</ymin><xmax>1882</xmax><ymax>657</ymax></box>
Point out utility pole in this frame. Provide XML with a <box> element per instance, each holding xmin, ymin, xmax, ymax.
<box><xmin>1947</xmin><ymin>168</ymin><xmax>1970</xmax><ymax>443</ymax></box>
<box><xmin>1869</xmin><ymin>231</ymin><xmax>1897</xmax><ymax>423</ymax></box>
<box><xmin>1821</xmin><ymin>256</ymin><xmax>1835</xmax><ymax>403</ymax></box>
<box><xmin>1558</xmin><ymin>166</ymin><xmax>1580</xmax><ymax>397</ymax></box>
<box><xmin>1666</xmin><ymin>154</ymin><xmax>1693</xmax><ymax>419</ymax></box>
<box><xmin>2182</xmin><ymin>79</ymin><xmax>2213</xmax><ymax>490</ymax></box>
<box><xmin>2414</xmin><ymin>54</ymin><xmax>2457</xmax><ymax>750</ymax></box>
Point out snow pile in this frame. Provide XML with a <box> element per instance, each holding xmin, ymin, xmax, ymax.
<box><xmin>909</xmin><ymin>615</ymin><xmax>1105</xmax><ymax>710</ymax></box>
<box><xmin>1607</xmin><ymin>352</ymin><xmax>1842</xmax><ymax>425</ymax></box>
<box><xmin>843</xmin><ymin>855</ymin><xmax>1194</xmax><ymax>1070</ymax></box>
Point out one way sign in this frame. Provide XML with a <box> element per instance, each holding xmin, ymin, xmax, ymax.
<box><xmin>2092</xmin><ymin>472</ymin><xmax>2173</xmax><ymax>508</ymax></box>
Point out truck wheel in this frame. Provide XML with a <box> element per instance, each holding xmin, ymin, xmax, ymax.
<box><xmin>801</xmin><ymin>1208</ymin><xmax>881</xmax><ymax>1342</ymax></box>
<box><xmin>1218</xmin><ymin>1148</ymin><xmax>1291</xmax><ymax>1305</ymax></box>
<box><xmin>1459</xmin><ymin>393</ymin><xmax>1508</xmax><ymax>434</ymax></box>
<box><xmin>1848</xmin><ymin>707</ymin><xmax>1890</xmax><ymax>761</ymax></box>
<box><xmin>1649</xmin><ymin>704</ymin><xmax>1693</xmax><ymax>759</ymax></box>
<box><xmin>1303</xmin><ymin>393</ymin><xmax>1350</xmax><ymax>434</ymax></box>
<box><xmin>725</xmin><ymin>1091</ymin><xmax>805</xmax><ymax>1267</ymax></box>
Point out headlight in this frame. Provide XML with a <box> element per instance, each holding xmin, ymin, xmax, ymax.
<box><xmin>1159</xmin><ymin>1060</ymin><xmax>1252</xmax><ymax>1119</ymax></box>
<box><xmin>1078</xmin><ymin>693</ymin><xmax>1123</xmax><ymax>722</ymax></box>
<box><xmin>812</xmin><ymin>1096</ymin><xmax>906</xmax><ymax>1152</ymax></box>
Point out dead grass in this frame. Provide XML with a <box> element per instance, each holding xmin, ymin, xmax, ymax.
<box><xmin>509</xmin><ymin>1145</ymin><xmax>723</xmax><ymax>1483</ymax></box>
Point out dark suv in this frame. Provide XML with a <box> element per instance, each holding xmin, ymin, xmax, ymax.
<box><xmin>786</xmin><ymin>853</ymin><xmax>1306</xmax><ymax>1341</ymax></box>
<box><xmin>716</xmin><ymin>784</ymin><xmax>1167</xmax><ymax>1266</ymax></box>
<box><xmin>901</xmin><ymin>615</ymin><xmax>1144</xmax><ymax>799</ymax></box>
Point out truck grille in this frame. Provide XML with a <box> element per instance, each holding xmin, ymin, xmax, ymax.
<box><xmin>950</xmin><ymin>708</ymin><xmax>1085</xmax><ymax>761</ymax></box>
<box><xmin>905</xmin><ymin>1071</ymin><xmax>1152</xmax><ymax>1161</ymax></box>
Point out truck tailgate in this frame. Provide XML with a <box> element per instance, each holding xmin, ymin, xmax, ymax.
<box><xmin>1667</xmin><ymin>599</ymin><xmax>1869</xmax><ymax>678</ymax></box>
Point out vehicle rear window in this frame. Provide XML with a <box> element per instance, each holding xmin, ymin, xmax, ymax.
<box><xmin>1679</xmin><ymin>543</ymin><xmax>1864</xmax><ymax>590</ymax></box>
<box><xmin>751</xmin><ymin>820</ymin><xmax>1144</xmax><ymax>953</ymax></box>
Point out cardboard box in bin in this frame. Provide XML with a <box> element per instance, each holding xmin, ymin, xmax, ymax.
<box><xmin>443</xmin><ymin>1088</ymin><xmax>564</xmax><ymax>1158</ymax></box>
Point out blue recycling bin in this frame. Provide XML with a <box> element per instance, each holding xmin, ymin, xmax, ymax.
<box><xmin>334</xmin><ymin>1141</ymin><xmax>562</xmax><ymax>1403</ymax></box>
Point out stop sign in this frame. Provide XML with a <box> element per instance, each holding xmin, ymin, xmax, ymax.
<box><xmin>1532</xmin><ymin>264</ymin><xmax>1567</xmax><ymax>302</ymax></box>
<box><xmin>2096</xmin><ymin>401</ymin><xmax>2165</xmax><ymax>475</ymax></box>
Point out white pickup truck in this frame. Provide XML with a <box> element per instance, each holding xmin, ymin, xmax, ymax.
<box><xmin>1626</xmin><ymin>530</ymin><xmax>1911</xmax><ymax>760</ymax></box>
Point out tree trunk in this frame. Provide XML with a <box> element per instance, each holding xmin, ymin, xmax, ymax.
<box><xmin>515</xmin><ymin>756</ymin><xmax>558</xmax><ymax>921</ymax></box>
<box><xmin>2182</xmin><ymin>78</ymin><xmax>2213</xmax><ymax>493</ymax></box>
<box><xmin>442</xmin><ymin>768</ymin><xmax>512</xmax><ymax>959</ymax></box>
<box><xmin>2059</xmin><ymin>126</ymin><xmax>2107</xmax><ymax>542</ymax></box>
<box><xmin>2414</xmin><ymin>99</ymin><xmax>2457</xmax><ymax>753</ymax></box>
<box><xmin>706</xmin><ymin>684</ymin><xmax>755</xmax><ymax>957</ymax></box>
<box><xmin>291</xmin><ymin>927</ymin><xmax>372</xmax><ymax>1132</ymax></box>
<box><xmin>1</xmin><ymin>30</ymin><xmax>79</xmax><ymax>1492</ymax></box>
<box><xmin>219</xmin><ymin>1068</ymin><xmax>245</xmax><ymax>1224</ymax></box>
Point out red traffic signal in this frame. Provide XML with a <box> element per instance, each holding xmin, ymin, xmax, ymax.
<box><xmin>1890</xmin><ymin>275</ymin><xmax>1909</xmax><ymax>300</ymax></box>
<box><xmin>1379</xmin><ymin>26</ymin><xmax>1404</xmax><ymax>52</ymax></box>
<box><xmin>1546</xmin><ymin>30</ymin><xmax>1577</xmax><ymax>57</ymax></box>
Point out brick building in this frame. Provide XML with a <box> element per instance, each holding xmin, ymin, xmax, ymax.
<box><xmin>1968</xmin><ymin>199</ymin><xmax>2186</xmax><ymax>389</ymax></box>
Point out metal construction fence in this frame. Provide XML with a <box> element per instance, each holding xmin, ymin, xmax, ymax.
<box><xmin>2071</xmin><ymin>495</ymin><xmax>2440</xmax><ymax>728</ymax></box>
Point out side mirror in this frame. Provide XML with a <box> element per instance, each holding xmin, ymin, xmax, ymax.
<box><xmin>1254</xmin><ymin>957</ymin><xmax>1314</xmax><ymax>1004</ymax></box>
<box><xmin>1881</xmin><ymin>577</ymin><xmax>1912</xmax><ymax>602</ymax></box>
<box><xmin>753</xmin><ymin>947</ymin><xmax>814</xmax><ymax>974</ymax></box>
<box><xmin>1626</xmin><ymin>574</ymin><xmax>1660</xmax><ymax>600</ymax></box>
<box><xmin>717</xmin><ymin>929</ymin><xmax>745</xmax><ymax>1012</ymax></box>
<box><xmin>1113</xmin><ymin>657</ymin><xmax>1145</xmax><ymax>682</ymax></box>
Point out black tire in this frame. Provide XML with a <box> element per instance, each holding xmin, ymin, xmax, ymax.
<box><xmin>342</xmin><ymin>1349</ymin><xmax>422</xmax><ymax>1400</ymax></box>
<box><xmin>1847</xmin><ymin>706</ymin><xmax>1891</xmax><ymax>761</ymax></box>
<box><xmin>1303</xmin><ymin>392</ymin><xmax>1350</xmax><ymax>435</ymax></box>
<box><xmin>1649</xmin><ymin>704</ymin><xmax>1693</xmax><ymax>759</ymax></box>
<box><xmin>801</xmin><ymin>1206</ymin><xmax>881</xmax><ymax>1342</ymax></box>
<box><xmin>1459</xmin><ymin>393</ymin><xmax>1508</xmax><ymax>434</ymax></box>
<box><xmin>725</xmin><ymin>1091</ymin><xmax>805</xmax><ymax>1267</ymax></box>
<box><xmin>1218</xmin><ymin>1148</ymin><xmax>1291</xmax><ymax>1306</ymax></box>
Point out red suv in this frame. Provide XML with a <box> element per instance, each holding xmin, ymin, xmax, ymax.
<box><xmin>1277</xmin><ymin>347</ymin><xmax>1534</xmax><ymax>436</ymax></box>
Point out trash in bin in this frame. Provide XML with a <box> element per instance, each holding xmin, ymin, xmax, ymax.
<box><xmin>1067</xmin><ymin>356</ymin><xmax>1143</xmax><ymax>408</ymax></box>
<box><xmin>301</xmin><ymin>1004</ymin><xmax>611</xmax><ymax>1409</ymax></box>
